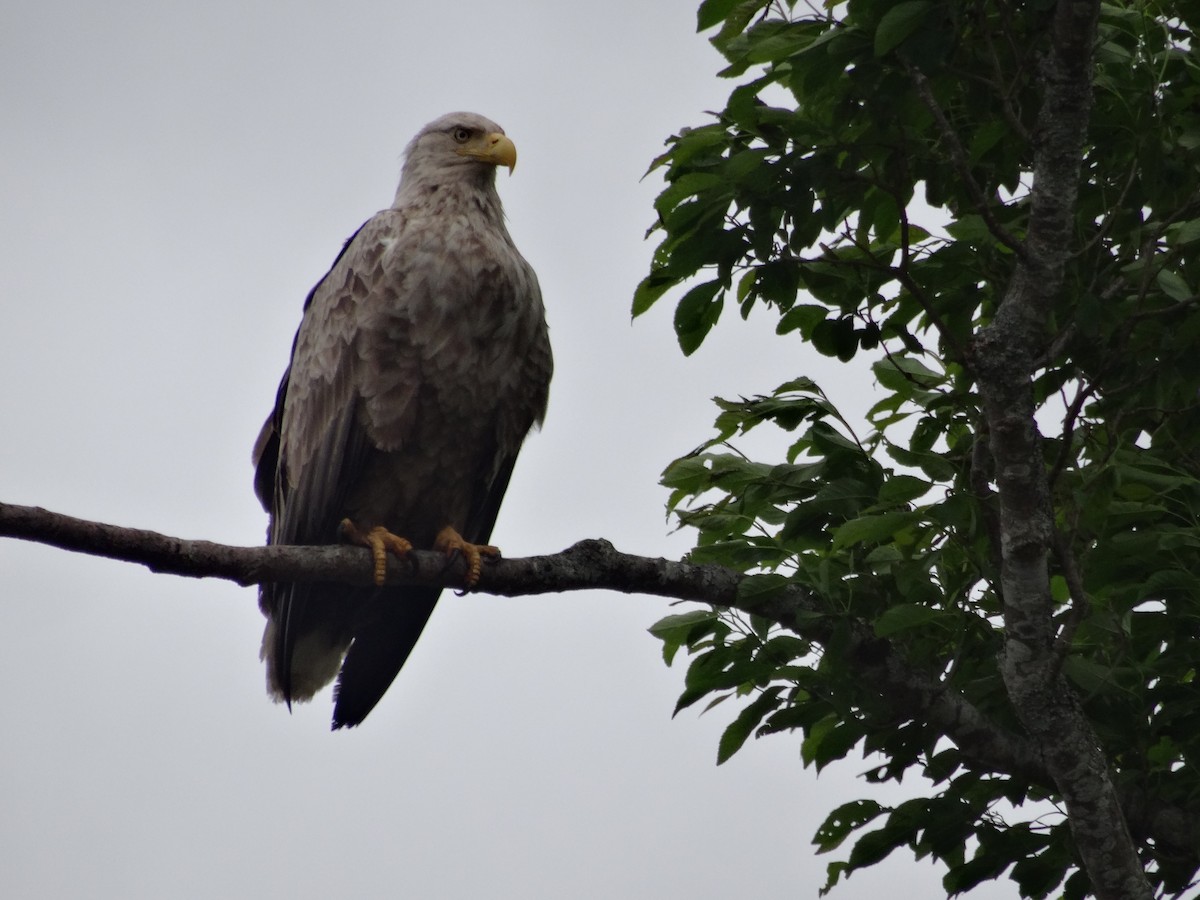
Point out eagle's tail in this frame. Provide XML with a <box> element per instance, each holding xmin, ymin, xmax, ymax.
<box><xmin>260</xmin><ymin>582</ymin><xmax>361</xmax><ymax>707</ymax></box>
<box><xmin>330</xmin><ymin>587</ymin><xmax>441</xmax><ymax>729</ymax></box>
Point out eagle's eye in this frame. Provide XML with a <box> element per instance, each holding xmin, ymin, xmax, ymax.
<box><xmin>451</xmin><ymin>127</ymin><xmax>472</xmax><ymax>144</ymax></box>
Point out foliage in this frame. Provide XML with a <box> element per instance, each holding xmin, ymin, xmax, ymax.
<box><xmin>639</xmin><ymin>1</ymin><xmax>1200</xmax><ymax>897</ymax></box>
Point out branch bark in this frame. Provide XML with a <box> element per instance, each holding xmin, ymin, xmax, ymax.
<box><xmin>972</xmin><ymin>2</ymin><xmax>1154</xmax><ymax>898</ymax></box>
<box><xmin>2</xmin><ymin>498</ymin><xmax>1197</xmax><ymax>862</ymax></box>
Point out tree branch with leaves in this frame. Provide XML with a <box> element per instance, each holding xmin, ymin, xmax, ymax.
<box><xmin>632</xmin><ymin>1</ymin><xmax>1200</xmax><ymax>897</ymax></box>
<box><xmin>3</xmin><ymin>496</ymin><xmax>1197</xmax><ymax>873</ymax></box>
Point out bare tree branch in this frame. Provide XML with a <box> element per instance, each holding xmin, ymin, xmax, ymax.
<box><xmin>0</xmin><ymin>500</ymin><xmax>760</xmax><ymax>609</ymax></box>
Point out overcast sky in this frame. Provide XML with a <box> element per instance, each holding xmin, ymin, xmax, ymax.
<box><xmin>1</xmin><ymin>3</ymin><xmax>1014</xmax><ymax>898</ymax></box>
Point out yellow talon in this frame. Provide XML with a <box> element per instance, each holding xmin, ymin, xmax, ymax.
<box><xmin>340</xmin><ymin>519</ymin><xmax>413</xmax><ymax>586</ymax></box>
<box><xmin>434</xmin><ymin>525</ymin><xmax>499</xmax><ymax>587</ymax></box>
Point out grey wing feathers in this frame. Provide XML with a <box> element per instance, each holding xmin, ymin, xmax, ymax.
<box><xmin>258</xmin><ymin>215</ymin><xmax>404</xmax><ymax>705</ymax></box>
<box><xmin>252</xmin><ymin>221</ymin><xmax>369</xmax><ymax>517</ymax></box>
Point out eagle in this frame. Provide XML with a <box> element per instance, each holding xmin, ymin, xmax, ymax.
<box><xmin>252</xmin><ymin>112</ymin><xmax>552</xmax><ymax>729</ymax></box>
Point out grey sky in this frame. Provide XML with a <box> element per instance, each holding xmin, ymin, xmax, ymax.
<box><xmin>1</xmin><ymin>2</ymin><xmax>1013</xmax><ymax>897</ymax></box>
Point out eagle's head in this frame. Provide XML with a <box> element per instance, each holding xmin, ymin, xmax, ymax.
<box><xmin>397</xmin><ymin>111</ymin><xmax>517</xmax><ymax>197</ymax></box>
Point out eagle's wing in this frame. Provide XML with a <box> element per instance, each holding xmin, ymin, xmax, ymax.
<box><xmin>257</xmin><ymin>212</ymin><xmax>421</xmax><ymax>706</ymax></box>
<box><xmin>253</xmin><ymin>220</ymin><xmax>367</xmax><ymax>518</ymax></box>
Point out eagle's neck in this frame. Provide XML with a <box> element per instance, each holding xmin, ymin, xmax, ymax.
<box><xmin>392</xmin><ymin>164</ymin><xmax>503</xmax><ymax>220</ymax></box>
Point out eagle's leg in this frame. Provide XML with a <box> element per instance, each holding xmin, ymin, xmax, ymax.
<box><xmin>434</xmin><ymin>526</ymin><xmax>500</xmax><ymax>588</ymax></box>
<box><xmin>339</xmin><ymin>519</ymin><xmax>413</xmax><ymax>586</ymax></box>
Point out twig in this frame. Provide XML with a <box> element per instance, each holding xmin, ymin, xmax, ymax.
<box><xmin>1048</xmin><ymin>377</ymin><xmax>1095</xmax><ymax>487</ymax></box>
<box><xmin>1051</xmin><ymin>529</ymin><xmax>1092</xmax><ymax>673</ymax></box>
<box><xmin>908</xmin><ymin>66</ymin><xmax>1027</xmax><ymax>258</ymax></box>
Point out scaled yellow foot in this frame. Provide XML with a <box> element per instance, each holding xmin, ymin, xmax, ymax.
<box><xmin>340</xmin><ymin>519</ymin><xmax>413</xmax><ymax>586</ymax></box>
<box><xmin>434</xmin><ymin>525</ymin><xmax>499</xmax><ymax>587</ymax></box>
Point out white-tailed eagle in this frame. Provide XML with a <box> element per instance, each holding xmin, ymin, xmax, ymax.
<box><xmin>253</xmin><ymin>112</ymin><xmax>552</xmax><ymax>728</ymax></box>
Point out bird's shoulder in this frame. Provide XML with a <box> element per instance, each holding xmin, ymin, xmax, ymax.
<box><xmin>286</xmin><ymin>211</ymin><xmax>409</xmax><ymax>360</ymax></box>
<box><xmin>297</xmin><ymin>200</ymin><xmax>513</xmax><ymax>325</ymax></box>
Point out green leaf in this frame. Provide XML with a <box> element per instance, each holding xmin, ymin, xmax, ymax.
<box><xmin>874</xmin><ymin>1</ymin><xmax>933</xmax><ymax>56</ymax></box>
<box><xmin>886</xmin><ymin>444</ymin><xmax>958</xmax><ymax>482</ymax></box>
<box><xmin>809</xmin><ymin>420</ymin><xmax>863</xmax><ymax>455</ymax></box>
<box><xmin>846</xmin><ymin>825</ymin><xmax>905</xmax><ymax>869</ymax></box>
<box><xmin>813</xmin><ymin>799</ymin><xmax>885</xmax><ymax>853</ymax></box>
<box><xmin>945</xmin><ymin>213</ymin><xmax>991</xmax><ymax>243</ymax></box>
<box><xmin>1156</xmin><ymin>268</ymin><xmax>1193</xmax><ymax>302</ymax></box>
<box><xmin>968</xmin><ymin>120</ymin><xmax>1008</xmax><ymax>164</ymax></box>
<box><xmin>1011</xmin><ymin>849</ymin><xmax>1070</xmax><ymax>899</ymax></box>
<box><xmin>736</xmin><ymin>573</ymin><xmax>792</xmax><ymax>608</ymax></box>
<box><xmin>649</xmin><ymin>609</ymin><xmax>719</xmax><ymax>666</ymax></box>
<box><xmin>777</xmin><ymin>304</ymin><xmax>828</xmax><ymax>336</ymax></box>
<box><xmin>831</xmin><ymin>510</ymin><xmax>923</xmax><ymax>550</ymax></box>
<box><xmin>872</xmin><ymin>355</ymin><xmax>945</xmax><ymax>399</ymax></box>
<box><xmin>653</xmin><ymin>172</ymin><xmax>726</xmax><ymax>219</ymax></box>
<box><xmin>717</xmin><ymin>687</ymin><xmax>783</xmax><ymax>764</ymax></box>
<box><xmin>632</xmin><ymin>271</ymin><xmax>675</xmax><ymax>317</ymax></box>
<box><xmin>803</xmin><ymin>717</ymin><xmax>863</xmax><ymax>771</ymax></box>
<box><xmin>673</xmin><ymin>280</ymin><xmax>724</xmax><ymax>355</ymax></box>
<box><xmin>1167</xmin><ymin>218</ymin><xmax>1200</xmax><ymax>246</ymax></box>
<box><xmin>943</xmin><ymin>847</ymin><xmax>1012</xmax><ymax>895</ymax></box>
<box><xmin>648</xmin><ymin>609</ymin><xmax>719</xmax><ymax>638</ymax></box>
<box><xmin>811</xmin><ymin>317</ymin><xmax>859</xmax><ymax>360</ymax></box>
<box><xmin>877</xmin><ymin>473</ymin><xmax>931</xmax><ymax>505</ymax></box>
<box><xmin>873</xmin><ymin>603</ymin><xmax>948</xmax><ymax>637</ymax></box>
<box><xmin>736</xmin><ymin>268</ymin><xmax>756</xmax><ymax>304</ymax></box>
<box><xmin>760</xmin><ymin>634</ymin><xmax>811</xmax><ymax>663</ymax></box>
<box><xmin>696</xmin><ymin>0</ymin><xmax>742</xmax><ymax>31</ymax></box>
<box><xmin>724</xmin><ymin>147</ymin><xmax>772</xmax><ymax>183</ymax></box>
<box><xmin>1061</xmin><ymin>656</ymin><xmax>1121</xmax><ymax>696</ymax></box>
<box><xmin>675</xmin><ymin>646</ymin><xmax>744</xmax><ymax>715</ymax></box>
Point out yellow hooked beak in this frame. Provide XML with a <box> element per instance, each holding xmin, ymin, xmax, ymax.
<box><xmin>457</xmin><ymin>131</ymin><xmax>517</xmax><ymax>172</ymax></box>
